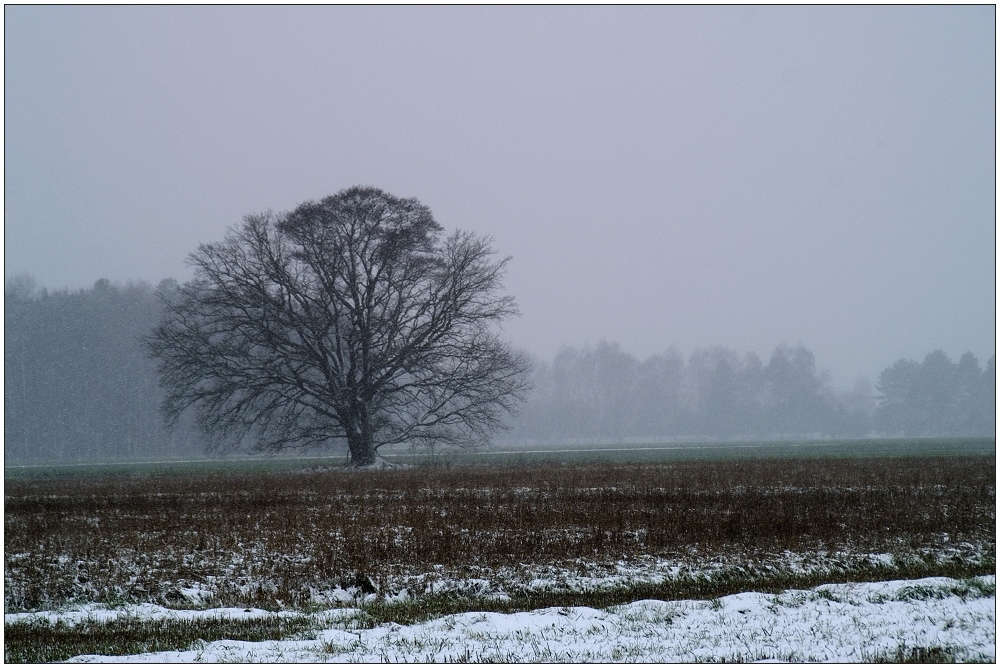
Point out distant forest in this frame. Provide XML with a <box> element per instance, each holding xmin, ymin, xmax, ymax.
<box><xmin>5</xmin><ymin>277</ymin><xmax>995</xmax><ymax>462</ymax></box>
<box><xmin>508</xmin><ymin>341</ymin><xmax>994</xmax><ymax>444</ymax></box>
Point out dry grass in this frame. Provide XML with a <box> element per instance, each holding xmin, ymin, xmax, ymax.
<box><xmin>4</xmin><ymin>455</ymin><xmax>996</xmax><ymax>662</ymax></box>
<box><xmin>5</xmin><ymin>456</ymin><xmax>994</xmax><ymax>614</ymax></box>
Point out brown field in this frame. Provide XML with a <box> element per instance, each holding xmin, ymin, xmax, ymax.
<box><xmin>5</xmin><ymin>455</ymin><xmax>994</xmax><ymax>615</ymax></box>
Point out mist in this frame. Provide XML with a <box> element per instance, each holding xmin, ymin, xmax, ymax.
<box><xmin>5</xmin><ymin>6</ymin><xmax>994</xmax><ymax>393</ymax></box>
<box><xmin>5</xmin><ymin>276</ymin><xmax>993</xmax><ymax>463</ymax></box>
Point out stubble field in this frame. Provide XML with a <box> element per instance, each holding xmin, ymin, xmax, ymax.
<box><xmin>4</xmin><ymin>450</ymin><xmax>996</xmax><ymax>662</ymax></box>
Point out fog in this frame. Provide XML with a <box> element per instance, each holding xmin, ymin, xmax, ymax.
<box><xmin>5</xmin><ymin>6</ymin><xmax>995</xmax><ymax>389</ymax></box>
<box><xmin>6</xmin><ymin>274</ymin><xmax>993</xmax><ymax>463</ymax></box>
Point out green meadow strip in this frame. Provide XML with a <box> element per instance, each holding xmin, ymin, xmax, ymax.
<box><xmin>355</xmin><ymin>560</ymin><xmax>996</xmax><ymax>628</ymax></box>
<box><xmin>6</xmin><ymin>563</ymin><xmax>994</xmax><ymax>664</ymax></box>
<box><xmin>4</xmin><ymin>614</ymin><xmax>323</xmax><ymax>664</ymax></box>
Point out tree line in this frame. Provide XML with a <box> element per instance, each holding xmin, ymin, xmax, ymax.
<box><xmin>505</xmin><ymin>341</ymin><xmax>994</xmax><ymax>443</ymax></box>
<box><xmin>875</xmin><ymin>349</ymin><xmax>994</xmax><ymax>437</ymax></box>
<box><xmin>5</xmin><ymin>275</ymin><xmax>203</xmax><ymax>462</ymax></box>
<box><xmin>4</xmin><ymin>276</ymin><xmax>994</xmax><ymax>462</ymax></box>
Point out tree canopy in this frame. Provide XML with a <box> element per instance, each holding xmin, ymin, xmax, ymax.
<box><xmin>147</xmin><ymin>186</ymin><xmax>530</xmax><ymax>465</ymax></box>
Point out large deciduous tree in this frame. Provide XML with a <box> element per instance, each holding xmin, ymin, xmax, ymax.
<box><xmin>148</xmin><ymin>186</ymin><xmax>530</xmax><ymax>466</ymax></box>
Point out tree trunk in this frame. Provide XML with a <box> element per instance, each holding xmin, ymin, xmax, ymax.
<box><xmin>346</xmin><ymin>413</ymin><xmax>377</xmax><ymax>467</ymax></box>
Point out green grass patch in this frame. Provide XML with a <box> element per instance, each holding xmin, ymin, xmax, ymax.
<box><xmin>871</xmin><ymin>645</ymin><xmax>969</xmax><ymax>663</ymax></box>
<box><xmin>394</xmin><ymin>437</ymin><xmax>996</xmax><ymax>468</ymax></box>
<box><xmin>3</xmin><ymin>454</ymin><xmax>350</xmax><ymax>480</ymax></box>
<box><xmin>4</xmin><ymin>614</ymin><xmax>322</xmax><ymax>664</ymax></box>
<box><xmin>355</xmin><ymin>559</ymin><xmax>995</xmax><ymax>628</ymax></box>
<box><xmin>6</xmin><ymin>437</ymin><xmax>994</xmax><ymax>479</ymax></box>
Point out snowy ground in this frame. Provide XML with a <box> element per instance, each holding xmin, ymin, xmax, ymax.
<box><xmin>10</xmin><ymin>541</ymin><xmax>977</xmax><ymax>613</ymax></box>
<box><xmin>9</xmin><ymin>575</ymin><xmax>993</xmax><ymax>663</ymax></box>
<box><xmin>369</xmin><ymin>543</ymin><xmax>983</xmax><ymax>608</ymax></box>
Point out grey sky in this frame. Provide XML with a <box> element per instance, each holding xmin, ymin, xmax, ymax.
<box><xmin>5</xmin><ymin>5</ymin><xmax>995</xmax><ymax>387</ymax></box>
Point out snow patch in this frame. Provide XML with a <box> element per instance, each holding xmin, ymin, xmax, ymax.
<box><xmin>15</xmin><ymin>575</ymin><xmax>991</xmax><ymax>663</ymax></box>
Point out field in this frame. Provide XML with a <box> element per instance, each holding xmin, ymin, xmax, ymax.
<box><xmin>5</xmin><ymin>436</ymin><xmax>994</xmax><ymax>477</ymax></box>
<box><xmin>4</xmin><ymin>438</ymin><xmax>996</xmax><ymax>662</ymax></box>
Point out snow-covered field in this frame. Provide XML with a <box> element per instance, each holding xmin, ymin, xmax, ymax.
<box><xmin>340</xmin><ymin>543</ymin><xmax>985</xmax><ymax>608</ymax></box>
<box><xmin>10</xmin><ymin>575</ymin><xmax>993</xmax><ymax>663</ymax></box>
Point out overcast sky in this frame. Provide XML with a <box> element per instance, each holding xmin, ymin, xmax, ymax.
<box><xmin>5</xmin><ymin>6</ymin><xmax>995</xmax><ymax>387</ymax></box>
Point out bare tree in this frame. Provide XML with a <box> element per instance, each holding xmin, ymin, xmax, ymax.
<box><xmin>147</xmin><ymin>186</ymin><xmax>530</xmax><ymax>466</ymax></box>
